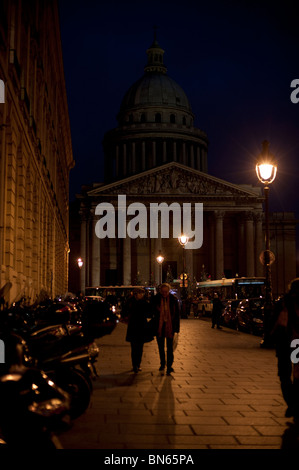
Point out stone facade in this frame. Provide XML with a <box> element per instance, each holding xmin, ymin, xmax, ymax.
<box><xmin>75</xmin><ymin>162</ymin><xmax>296</xmax><ymax>297</ymax></box>
<box><xmin>0</xmin><ymin>0</ymin><xmax>74</xmax><ymax>304</ymax></box>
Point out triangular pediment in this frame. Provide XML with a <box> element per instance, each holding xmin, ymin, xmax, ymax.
<box><xmin>87</xmin><ymin>162</ymin><xmax>261</xmax><ymax>200</ymax></box>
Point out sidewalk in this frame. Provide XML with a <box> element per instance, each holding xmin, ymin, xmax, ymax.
<box><xmin>59</xmin><ymin>317</ymin><xmax>299</xmax><ymax>449</ymax></box>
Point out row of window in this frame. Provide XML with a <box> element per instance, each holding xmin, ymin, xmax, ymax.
<box><xmin>128</xmin><ymin>113</ymin><xmax>190</xmax><ymax>125</ymax></box>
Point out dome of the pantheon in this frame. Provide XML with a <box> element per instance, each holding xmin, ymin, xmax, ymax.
<box><xmin>103</xmin><ymin>35</ymin><xmax>208</xmax><ymax>182</ymax></box>
<box><xmin>117</xmin><ymin>37</ymin><xmax>194</xmax><ymax>126</ymax></box>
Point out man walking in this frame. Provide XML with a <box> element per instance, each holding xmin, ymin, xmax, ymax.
<box><xmin>151</xmin><ymin>283</ymin><xmax>180</xmax><ymax>375</ymax></box>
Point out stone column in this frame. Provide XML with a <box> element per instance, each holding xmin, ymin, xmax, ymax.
<box><xmin>91</xmin><ymin>213</ymin><xmax>100</xmax><ymax>286</ymax></box>
<box><xmin>190</xmin><ymin>144</ymin><xmax>194</xmax><ymax>168</ymax></box>
<box><xmin>109</xmin><ymin>238</ymin><xmax>117</xmax><ymax>270</ymax></box>
<box><xmin>245</xmin><ymin>212</ymin><xmax>255</xmax><ymax>277</ymax></box>
<box><xmin>215</xmin><ymin>211</ymin><xmax>225</xmax><ymax>279</ymax></box>
<box><xmin>123</xmin><ymin>235</ymin><xmax>131</xmax><ymax>285</ymax></box>
<box><xmin>115</xmin><ymin>145</ymin><xmax>119</xmax><ymax>178</ymax></box>
<box><xmin>196</xmin><ymin>147</ymin><xmax>201</xmax><ymax>171</ymax></box>
<box><xmin>255</xmin><ymin>212</ymin><xmax>264</xmax><ymax>277</ymax></box>
<box><xmin>173</xmin><ymin>141</ymin><xmax>177</xmax><ymax>162</ymax></box>
<box><xmin>142</xmin><ymin>141</ymin><xmax>146</xmax><ymax>171</ymax></box>
<box><xmin>237</xmin><ymin>214</ymin><xmax>245</xmax><ymax>276</ymax></box>
<box><xmin>123</xmin><ymin>143</ymin><xmax>127</xmax><ymax>176</ymax></box>
<box><xmin>131</xmin><ymin>142</ymin><xmax>136</xmax><ymax>174</ymax></box>
<box><xmin>152</xmin><ymin>141</ymin><xmax>156</xmax><ymax>166</ymax></box>
<box><xmin>163</xmin><ymin>141</ymin><xmax>167</xmax><ymax>163</ymax></box>
<box><xmin>208</xmin><ymin>213</ymin><xmax>215</xmax><ymax>279</ymax></box>
<box><xmin>182</xmin><ymin>142</ymin><xmax>186</xmax><ymax>165</ymax></box>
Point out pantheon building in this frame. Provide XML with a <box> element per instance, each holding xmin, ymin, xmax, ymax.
<box><xmin>74</xmin><ymin>36</ymin><xmax>296</xmax><ymax>297</ymax></box>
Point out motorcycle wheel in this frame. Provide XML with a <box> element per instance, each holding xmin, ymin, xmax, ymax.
<box><xmin>76</xmin><ymin>366</ymin><xmax>93</xmax><ymax>392</ymax></box>
<box><xmin>56</xmin><ymin>368</ymin><xmax>91</xmax><ymax>420</ymax></box>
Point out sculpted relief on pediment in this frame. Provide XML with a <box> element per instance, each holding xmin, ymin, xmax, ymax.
<box><xmin>105</xmin><ymin>168</ymin><xmax>241</xmax><ymax>197</ymax></box>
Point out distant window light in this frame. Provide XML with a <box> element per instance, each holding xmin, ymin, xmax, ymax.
<box><xmin>155</xmin><ymin>113</ymin><xmax>161</xmax><ymax>123</ymax></box>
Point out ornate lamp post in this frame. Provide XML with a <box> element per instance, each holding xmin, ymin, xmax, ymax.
<box><xmin>256</xmin><ymin>140</ymin><xmax>277</xmax><ymax>347</ymax></box>
<box><xmin>77</xmin><ymin>258</ymin><xmax>84</xmax><ymax>294</ymax></box>
<box><xmin>178</xmin><ymin>235</ymin><xmax>189</xmax><ymax>289</ymax></box>
<box><xmin>156</xmin><ymin>251</ymin><xmax>164</xmax><ymax>285</ymax></box>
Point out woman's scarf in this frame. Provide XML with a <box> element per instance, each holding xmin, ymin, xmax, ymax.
<box><xmin>157</xmin><ymin>296</ymin><xmax>173</xmax><ymax>338</ymax></box>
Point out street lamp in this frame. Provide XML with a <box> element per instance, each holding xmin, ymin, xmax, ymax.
<box><xmin>156</xmin><ymin>251</ymin><xmax>164</xmax><ymax>285</ymax></box>
<box><xmin>77</xmin><ymin>257</ymin><xmax>84</xmax><ymax>269</ymax></box>
<box><xmin>256</xmin><ymin>140</ymin><xmax>277</xmax><ymax>347</ymax></box>
<box><xmin>178</xmin><ymin>235</ymin><xmax>189</xmax><ymax>288</ymax></box>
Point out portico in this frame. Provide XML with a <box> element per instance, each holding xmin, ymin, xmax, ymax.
<box><xmin>78</xmin><ymin>162</ymin><xmax>268</xmax><ymax>291</ymax></box>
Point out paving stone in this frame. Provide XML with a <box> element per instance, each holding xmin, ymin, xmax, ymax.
<box><xmin>59</xmin><ymin>319</ymin><xmax>295</xmax><ymax>450</ymax></box>
<box><xmin>167</xmin><ymin>435</ymin><xmax>238</xmax><ymax>445</ymax></box>
<box><xmin>235</xmin><ymin>436</ymin><xmax>283</xmax><ymax>446</ymax></box>
<box><xmin>191</xmin><ymin>425</ymin><xmax>259</xmax><ymax>436</ymax></box>
<box><xmin>222</xmin><ymin>417</ymin><xmax>278</xmax><ymax>426</ymax></box>
<box><xmin>119</xmin><ymin>423</ymin><xmax>194</xmax><ymax>435</ymax></box>
<box><xmin>174</xmin><ymin>416</ymin><xmax>226</xmax><ymax>425</ymax></box>
<box><xmin>253</xmin><ymin>426</ymin><xmax>289</xmax><ymax>436</ymax></box>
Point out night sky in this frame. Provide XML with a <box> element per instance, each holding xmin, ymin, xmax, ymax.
<box><xmin>58</xmin><ymin>0</ymin><xmax>299</xmax><ymax>253</ymax></box>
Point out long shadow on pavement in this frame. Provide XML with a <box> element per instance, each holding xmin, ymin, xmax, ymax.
<box><xmin>281</xmin><ymin>422</ymin><xmax>299</xmax><ymax>449</ymax></box>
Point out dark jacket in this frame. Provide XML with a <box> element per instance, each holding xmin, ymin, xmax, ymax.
<box><xmin>272</xmin><ymin>294</ymin><xmax>299</xmax><ymax>349</ymax></box>
<box><xmin>151</xmin><ymin>293</ymin><xmax>180</xmax><ymax>336</ymax></box>
<box><xmin>125</xmin><ymin>297</ymin><xmax>152</xmax><ymax>343</ymax></box>
<box><xmin>212</xmin><ymin>297</ymin><xmax>224</xmax><ymax>314</ymax></box>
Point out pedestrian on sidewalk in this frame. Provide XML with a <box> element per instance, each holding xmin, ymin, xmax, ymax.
<box><xmin>125</xmin><ymin>288</ymin><xmax>152</xmax><ymax>373</ymax></box>
<box><xmin>192</xmin><ymin>295</ymin><xmax>199</xmax><ymax>318</ymax></box>
<box><xmin>272</xmin><ymin>278</ymin><xmax>299</xmax><ymax>421</ymax></box>
<box><xmin>151</xmin><ymin>283</ymin><xmax>180</xmax><ymax>375</ymax></box>
<box><xmin>211</xmin><ymin>293</ymin><xmax>224</xmax><ymax>329</ymax></box>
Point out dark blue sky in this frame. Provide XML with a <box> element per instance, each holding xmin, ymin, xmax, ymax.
<box><xmin>58</xmin><ymin>0</ymin><xmax>299</xmax><ymax>224</ymax></box>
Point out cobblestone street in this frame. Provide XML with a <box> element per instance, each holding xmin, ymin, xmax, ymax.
<box><xmin>59</xmin><ymin>317</ymin><xmax>299</xmax><ymax>450</ymax></box>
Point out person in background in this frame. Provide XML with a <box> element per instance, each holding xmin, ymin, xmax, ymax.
<box><xmin>211</xmin><ymin>293</ymin><xmax>224</xmax><ymax>329</ymax></box>
<box><xmin>125</xmin><ymin>288</ymin><xmax>151</xmax><ymax>373</ymax></box>
<box><xmin>272</xmin><ymin>278</ymin><xmax>299</xmax><ymax>421</ymax></box>
<box><xmin>192</xmin><ymin>294</ymin><xmax>199</xmax><ymax>318</ymax></box>
<box><xmin>151</xmin><ymin>283</ymin><xmax>180</xmax><ymax>375</ymax></box>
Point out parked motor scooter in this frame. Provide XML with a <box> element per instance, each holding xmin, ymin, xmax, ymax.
<box><xmin>0</xmin><ymin>333</ymin><xmax>70</xmax><ymax>449</ymax></box>
<box><xmin>17</xmin><ymin>323</ymin><xmax>99</xmax><ymax>419</ymax></box>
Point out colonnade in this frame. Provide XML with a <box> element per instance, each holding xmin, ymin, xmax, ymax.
<box><xmin>79</xmin><ymin>209</ymin><xmax>264</xmax><ymax>292</ymax></box>
<box><xmin>106</xmin><ymin>138</ymin><xmax>208</xmax><ymax>180</ymax></box>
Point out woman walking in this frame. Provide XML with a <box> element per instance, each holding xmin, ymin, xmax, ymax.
<box><xmin>125</xmin><ymin>288</ymin><xmax>152</xmax><ymax>373</ymax></box>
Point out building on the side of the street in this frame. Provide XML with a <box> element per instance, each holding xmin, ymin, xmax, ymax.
<box><xmin>71</xmin><ymin>37</ymin><xmax>297</xmax><ymax>298</ymax></box>
<box><xmin>0</xmin><ymin>0</ymin><xmax>74</xmax><ymax>304</ymax></box>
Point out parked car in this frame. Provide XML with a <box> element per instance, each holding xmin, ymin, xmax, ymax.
<box><xmin>221</xmin><ymin>299</ymin><xmax>240</xmax><ymax>328</ymax></box>
<box><xmin>236</xmin><ymin>298</ymin><xmax>265</xmax><ymax>335</ymax></box>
